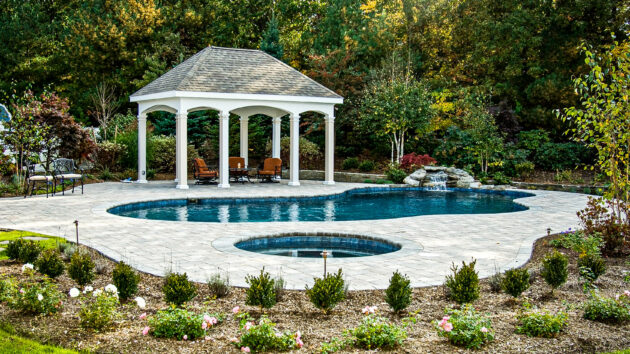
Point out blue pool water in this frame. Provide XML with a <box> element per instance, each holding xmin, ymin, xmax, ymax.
<box><xmin>235</xmin><ymin>235</ymin><xmax>401</xmax><ymax>258</ymax></box>
<box><xmin>108</xmin><ymin>188</ymin><xmax>531</xmax><ymax>223</ymax></box>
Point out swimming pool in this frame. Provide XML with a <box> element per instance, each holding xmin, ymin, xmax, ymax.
<box><xmin>234</xmin><ymin>234</ymin><xmax>401</xmax><ymax>258</ymax></box>
<box><xmin>108</xmin><ymin>187</ymin><xmax>532</xmax><ymax>223</ymax></box>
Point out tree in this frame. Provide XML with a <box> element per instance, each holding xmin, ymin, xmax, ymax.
<box><xmin>260</xmin><ymin>16</ymin><xmax>283</xmax><ymax>60</ymax></box>
<box><xmin>562</xmin><ymin>33</ymin><xmax>630</xmax><ymax>219</ymax></box>
<box><xmin>359</xmin><ymin>76</ymin><xmax>434</xmax><ymax>163</ymax></box>
<box><xmin>0</xmin><ymin>104</ymin><xmax>49</xmax><ymax>186</ymax></box>
<box><xmin>90</xmin><ymin>81</ymin><xmax>120</xmax><ymax>141</ymax></box>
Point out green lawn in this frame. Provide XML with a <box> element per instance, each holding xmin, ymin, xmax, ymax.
<box><xmin>0</xmin><ymin>323</ymin><xmax>77</xmax><ymax>354</ymax></box>
<box><xmin>0</xmin><ymin>230</ymin><xmax>67</xmax><ymax>261</ymax></box>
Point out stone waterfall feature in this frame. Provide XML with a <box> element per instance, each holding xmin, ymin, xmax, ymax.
<box><xmin>403</xmin><ymin>166</ymin><xmax>479</xmax><ymax>188</ymax></box>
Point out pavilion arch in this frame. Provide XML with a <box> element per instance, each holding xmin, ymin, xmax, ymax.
<box><xmin>130</xmin><ymin>46</ymin><xmax>343</xmax><ymax>189</ymax></box>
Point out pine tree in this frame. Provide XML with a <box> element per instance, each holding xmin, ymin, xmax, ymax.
<box><xmin>260</xmin><ymin>16</ymin><xmax>283</xmax><ymax>60</ymax></box>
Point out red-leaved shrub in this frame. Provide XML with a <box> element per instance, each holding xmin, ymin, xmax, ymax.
<box><xmin>400</xmin><ymin>153</ymin><xmax>437</xmax><ymax>172</ymax></box>
<box><xmin>577</xmin><ymin>197</ymin><xmax>629</xmax><ymax>255</ymax></box>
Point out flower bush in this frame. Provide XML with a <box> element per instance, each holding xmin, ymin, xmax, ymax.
<box><xmin>306</xmin><ymin>269</ymin><xmax>345</xmax><ymax>314</ymax></box>
<box><xmin>445</xmin><ymin>259</ymin><xmax>479</xmax><ymax>304</ymax></box>
<box><xmin>34</xmin><ymin>248</ymin><xmax>65</xmax><ymax>278</ymax></box>
<box><xmin>321</xmin><ymin>309</ymin><xmax>415</xmax><ymax>352</ymax></box>
<box><xmin>501</xmin><ymin>268</ymin><xmax>530</xmax><ymax>298</ymax></box>
<box><xmin>516</xmin><ymin>308</ymin><xmax>568</xmax><ymax>338</ymax></box>
<box><xmin>162</xmin><ymin>272</ymin><xmax>197</xmax><ymax>306</ymax></box>
<box><xmin>79</xmin><ymin>285</ymin><xmax>119</xmax><ymax>330</ymax></box>
<box><xmin>233</xmin><ymin>314</ymin><xmax>301</xmax><ymax>352</ymax></box>
<box><xmin>112</xmin><ymin>261</ymin><xmax>139</xmax><ymax>300</ymax></box>
<box><xmin>385</xmin><ymin>271</ymin><xmax>412</xmax><ymax>312</ymax></box>
<box><xmin>245</xmin><ymin>268</ymin><xmax>276</xmax><ymax>311</ymax></box>
<box><xmin>68</xmin><ymin>251</ymin><xmax>95</xmax><ymax>286</ymax></box>
<box><xmin>541</xmin><ymin>251</ymin><xmax>568</xmax><ymax>293</ymax></box>
<box><xmin>434</xmin><ymin>305</ymin><xmax>494</xmax><ymax>349</ymax></box>
<box><xmin>583</xmin><ymin>291</ymin><xmax>630</xmax><ymax>324</ymax></box>
<box><xmin>0</xmin><ymin>276</ymin><xmax>17</xmax><ymax>303</ymax></box>
<box><xmin>147</xmin><ymin>307</ymin><xmax>223</xmax><ymax>340</ymax></box>
<box><xmin>11</xmin><ymin>277</ymin><xmax>63</xmax><ymax>315</ymax></box>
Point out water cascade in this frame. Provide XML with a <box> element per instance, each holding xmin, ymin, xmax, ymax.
<box><xmin>427</xmin><ymin>171</ymin><xmax>448</xmax><ymax>191</ymax></box>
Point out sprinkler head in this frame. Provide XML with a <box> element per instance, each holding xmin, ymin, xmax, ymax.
<box><xmin>546</xmin><ymin>227</ymin><xmax>551</xmax><ymax>236</ymax></box>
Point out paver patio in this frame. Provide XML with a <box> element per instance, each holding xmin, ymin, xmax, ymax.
<box><xmin>0</xmin><ymin>181</ymin><xmax>589</xmax><ymax>290</ymax></box>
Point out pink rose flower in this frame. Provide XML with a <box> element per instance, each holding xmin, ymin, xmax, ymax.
<box><xmin>183</xmin><ymin>335</ymin><xmax>188</xmax><ymax>340</ymax></box>
<box><xmin>296</xmin><ymin>338</ymin><xmax>304</xmax><ymax>348</ymax></box>
<box><xmin>204</xmin><ymin>314</ymin><xmax>211</xmax><ymax>323</ymax></box>
<box><xmin>210</xmin><ymin>317</ymin><xmax>218</xmax><ymax>325</ymax></box>
<box><xmin>230</xmin><ymin>337</ymin><xmax>239</xmax><ymax>343</ymax></box>
<box><xmin>232</xmin><ymin>306</ymin><xmax>240</xmax><ymax>314</ymax></box>
<box><xmin>244</xmin><ymin>321</ymin><xmax>253</xmax><ymax>331</ymax></box>
<box><xmin>142</xmin><ymin>326</ymin><xmax>150</xmax><ymax>336</ymax></box>
<box><xmin>481</xmin><ymin>327</ymin><xmax>488</xmax><ymax>333</ymax></box>
<box><xmin>624</xmin><ymin>290</ymin><xmax>630</xmax><ymax>297</ymax></box>
<box><xmin>241</xmin><ymin>347</ymin><xmax>251</xmax><ymax>352</ymax></box>
<box><xmin>139</xmin><ymin>312</ymin><xmax>147</xmax><ymax>320</ymax></box>
<box><xmin>443</xmin><ymin>322</ymin><xmax>453</xmax><ymax>332</ymax></box>
<box><xmin>202</xmin><ymin>321</ymin><xmax>208</xmax><ymax>330</ymax></box>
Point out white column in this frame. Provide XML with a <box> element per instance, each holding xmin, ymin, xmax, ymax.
<box><xmin>272</xmin><ymin>116</ymin><xmax>281</xmax><ymax>158</ymax></box>
<box><xmin>175</xmin><ymin>113</ymin><xmax>188</xmax><ymax>189</ymax></box>
<box><xmin>136</xmin><ymin>113</ymin><xmax>147</xmax><ymax>183</ymax></box>
<box><xmin>218</xmin><ymin>111</ymin><xmax>230</xmax><ymax>188</ymax></box>
<box><xmin>288</xmin><ymin>113</ymin><xmax>300</xmax><ymax>186</ymax></box>
<box><xmin>324</xmin><ymin>114</ymin><xmax>335</xmax><ymax>185</ymax></box>
<box><xmin>174</xmin><ymin>115</ymin><xmax>180</xmax><ymax>183</ymax></box>
<box><xmin>239</xmin><ymin>115</ymin><xmax>248</xmax><ymax>168</ymax></box>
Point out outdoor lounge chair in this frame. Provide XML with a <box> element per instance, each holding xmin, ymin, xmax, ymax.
<box><xmin>24</xmin><ymin>162</ymin><xmax>55</xmax><ymax>198</ymax></box>
<box><xmin>53</xmin><ymin>158</ymin><xmax>84</xmax><ymax>195</ymax></box>
<box><xmin>193</xmin><ymin>158</ymin><xmax>218</xmax><ymax>184</ymax></box>
<box><xmin>256</xmin><ymin>158</ymin><xmax>282</xmax><ymax>182</ymax></box>
<box><xmin>229</xmin><ymin>156</ymin><xmax>250</xmax><ymax>183</ymax></box>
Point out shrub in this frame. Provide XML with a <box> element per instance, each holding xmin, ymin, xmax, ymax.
<box><xmin>306</xmin><ymin>269</ymin><xmax>345</xmax><ymax>314</ymax></box>
<box><xmin>112</xmin><ymin>261</ymin><xmax>139</xmax><ymax>301</ymax></box>
<box><xmin>400</xmin><ymin>153</ymin><xmax>437</xmax><ymax>172</ymax></box>
<box><xmin>149</xmin><ymin>307</ymin><xmax>223</xmax><ymax>340</ymax></box>
<box><xmin>34</xmin><ymin>249</ymin><xmax>65</xmax><ymax>278</ymax></box>
<box><xmin>0</xmin><ymin>276</ymin><xmax>17</xmax><ymax>303</ymax></box>
<box><xmin>386</xmin><ymin>166</ymin><xmax>407</xmax><ymax>184</ymax></box>
<box><xmin>274</xmin><ymin>275</ymin><xmax>286</xmax><ymax>302</ymax></box>
<box><xmin>541</xmin><ymin>251</ymin><xmax>568</xmax><ymax>293</ymax></box>
<box><xmin>501</xmin><ymin>268</ymin><xmax>530</xmax><ymax>298</ymax></box>
<box><xmin>148</xmin><ymin>135</ymin><xmax>176</xmax><ymax>173</ymax></box>
<box><xmin>79</xmin><ymin>289</ymin><xmax>119</xmax><ymax>330</ymax></box>
<box><xmin>358</xmin><ymin>160</ymin><xmax>375</xmax><ymax>172</ymax></box>
<box><xmin>488</xmin><ymin>269</ymin><xmax>503</xmax><ymax>293</ymax></box>
<box><xmin>94</xmin><ymin>141</ymin><xmax>126</xmax><ymax>171</ymax></box>
<box><xmin>278</xmin><ymin>136</ymin><xmax>322</xmax><ymax>169</ymax></box>
<box><xmin>578</xmin><ymin>254</ymin><xmax>606</xmax><ymax>282</ymax></box>
<box><xmin>62</xmin><ymin>244</ymin><xmax>78</xmax><ymax>260</ymax></box>
<box><xmin>492</xmin><ymin>172</ymin><xmax>511</xmax><ymax>185</ymax></box>
<box><xmin>435</xmin><ymin>305</ymin><xmax>494</xmax><ymax>349</ymax></box>
<box><xmin>207</xmin><ymin>272</ymin><xmax>230</xmax><ymax>299</ymax></box>
<box><xmin>550</xmin><ymin>229</ymin><xmax>602</xmax><ymax>256</ymax></box>
<box><xmin>6</xmin><ymin>239</ymin><xmax>42</xmax><ymax>263</ymax></box>
<box><xmin>385</xmin><ymin>271</ymin><xmax>412</xmax><ymax>312</ymax></box>
<box><xmin>341</xmin><ymin>157</ymin><xmax>359</xmax><ymax>170</ymax></box>
<box><xmin>445</xmin><ymin>260</ymin><xmax>479</xmax><ymax>304</ymax></box>
<box><xmin>11</xmin><ymin>278</ymin><xmax>63</xmax><ymax>315</ymax></box>
<box><xmin>515</xmin><ymin>161</ymin><xmax>535</xmax><ymax>178</ymax></box>
<box><xmin>583</xmin><ymin>292</ymin><xmax>630</xmax><ymax>324</ymax></box>
<box><xmin>577</xmin><ymin>197</ymin><xmax>629</xmax><ymax>256</ymax></box>
<box><xmin>68</xmin><ymin>251</ymin><xmax>95</xmax><ymax>286</ymax></box>
<box><xmin>163</xmin><ymin>272</ymin><xmax>197</xmax><ymax>306</ymax></box>
<box><xmin>234</xmin><ymin>315</ymin><xmax>300</xmax><ymax>352</ymax></box>
<box><xmin>533</xmin><ymin>142</ymin><xmax>588</xmax><ymax>170</ymax></box>
<box><xmin>516</xmin><ymin>309</ymin><xmax>568</xmax><ymax>338</ymax></box>
<box><xmin>245</xmin><ymin>268</ymin><xmax>276</xmax><ymax>311</ymax></box>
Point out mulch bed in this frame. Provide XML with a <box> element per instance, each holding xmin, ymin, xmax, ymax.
<box><xmin>1</xmin><ymin>234</ymin><xmax>630</xmax><ymax>353</ymax></box>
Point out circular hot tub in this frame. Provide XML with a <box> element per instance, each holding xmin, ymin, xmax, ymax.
<box><xmin>234</xmin><ymin>234</ymin><xmax>401</xmax><ymax>258</ymax></box>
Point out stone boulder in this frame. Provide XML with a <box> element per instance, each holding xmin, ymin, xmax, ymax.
<box><xmin>403</xmin><ymin>166</ymin><xmax>478</xmax><ymax>189</ymax></box>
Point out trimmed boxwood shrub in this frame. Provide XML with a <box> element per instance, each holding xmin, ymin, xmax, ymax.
<box><xmin>385</xmin><ymin>271</ymin><xmax>412</xmax><ymax>312</ymax></box>
<box><xmin>342</xmin><ymin>157</ymin><xmax>359</xmax><ymax>170</ymax></box>
<box><xmin>541</xmin><ymin>251</ymin><xmax>568</xmax><ymax>293</ymax></box>
<box><xmin>34</xmin><ymin>249</ymin><xmax>65</xmax><ymax>278</ymax></box>
<box><xmin>358</xmin><ymin>160</ymin><xmax>375</xmax><ymax>172</ymax></box>
<box><xmin>306</xmin><ymin>269</ymin><xmax>346</xmax><ymax>314</ymax></box>
<box><xmin>163</xmin><ymin>272</ymin><xmax>197</xmax><ymax>306</ymax></box>
<box><xmin>501</xmin><ymin>268</ymin><xmax>530</xmax><ymax>298</ymax></box>
<box><xmin>245</xmin><ymin>268</ymin><xmax>276</xmax><ymax>311</ymax></box>
<box><xmin>445</xmin><ymin>260</ymin><xmax>479</xmax><ymax>304</ymax></box>
<box><xmin>112</xmin><ymin>261</ymin><xmax>140</xmax><ymax>300</ymax></box>
<box><xmin>68</xmin><ymin>251</ymin><xmax>95</xmax><ymax>286</ymax></box>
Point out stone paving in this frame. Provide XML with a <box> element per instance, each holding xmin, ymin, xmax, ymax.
<box><xmin>0</xmin><ymin>181</ymin><xmax>589</xmax><ymax>290</ymax></box>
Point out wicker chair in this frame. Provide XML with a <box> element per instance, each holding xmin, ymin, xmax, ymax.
<box><xmin>193</xmin><ymin>158</ymin><xmax>218</xmax><ymax>184</ymax></box>
<box><xmin>256</xmin><ymin>158</ymin><xmax>282</xmax><ymax>182</ymax></box>
<box><xmin>52</xmin><ymin>158</ymin><xmax>84</xmax><ymax>195</ymax></box>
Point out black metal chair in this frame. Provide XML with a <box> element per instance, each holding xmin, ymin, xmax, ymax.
<box><xmin>24</xmin><ymin>162</ymin><xmax>55</xmax><ymax>198</ymax></box>
<box><xmin>53</xmin><ymin>158</ymin><xmax>84</xmax><ymax>195</ymax></box>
